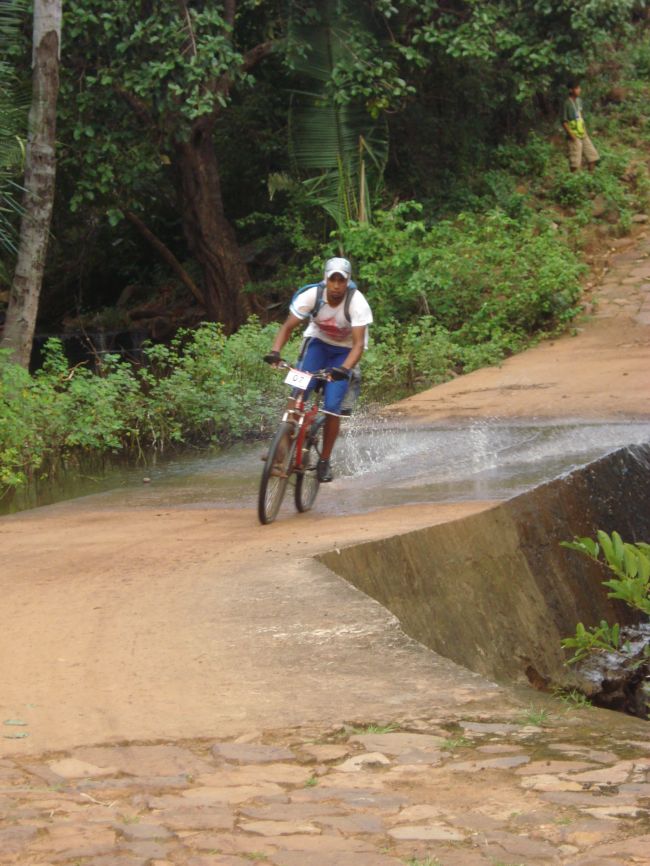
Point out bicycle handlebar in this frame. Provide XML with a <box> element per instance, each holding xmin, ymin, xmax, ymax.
<box><xmin>274</xmin><ymin>360</ymin><xmax>332</xmax><ymax>381</ymax></box>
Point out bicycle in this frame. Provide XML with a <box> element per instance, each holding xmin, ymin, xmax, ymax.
<box><xmin>257</xmin><ymin>361</ymin><xmax>331</xmax><ymax>525</ymax></box>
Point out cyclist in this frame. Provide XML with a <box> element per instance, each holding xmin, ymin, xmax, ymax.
<box><xmin>264</xmin><ymin>256</ymin><xmax>373</xmax><ymax>482</ymax></box>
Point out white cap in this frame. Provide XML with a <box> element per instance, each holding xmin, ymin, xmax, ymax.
<box><xmin>324</xmin><ymin>256</ymin><xmax>352</xmax><ymax>280</ymax></box>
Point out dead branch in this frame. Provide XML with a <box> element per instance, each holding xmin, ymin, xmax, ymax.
<box><xmin>125</xmin><ymin>210</ymin><xmax>206</xmax><ymax>307</ymax></box>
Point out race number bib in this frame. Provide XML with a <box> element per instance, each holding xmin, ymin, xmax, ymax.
<box><xmin>284</xmin><ymin>368</ymin><xmax>313</xmax><ymax>390</ymax></box>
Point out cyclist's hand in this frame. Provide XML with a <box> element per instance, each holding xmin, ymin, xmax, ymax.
<box><xmin>328</xmin><ymin>366</ymin><xmax>351</xmax><ymax>381</ymax></box>
<box><xmin>263</xmin><ymin>351</ymin><xmax>281</xmax><ymax>366</ymax></box>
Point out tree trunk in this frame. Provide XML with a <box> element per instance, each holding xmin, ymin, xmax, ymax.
<box><xmin>173</xmin><ymin>123</ymin><xmax>251</xmax><ymax>330</ymax></box>
<box><xmin>1</xmin><ymin>0</ymin><xmax>62</xmax><ymax>367</ymax></box>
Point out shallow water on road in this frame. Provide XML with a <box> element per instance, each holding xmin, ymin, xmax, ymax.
<box><xmin>20</xmin><ymin>416</ymin><xmax>649</xmax><ymax>517</ymax></box>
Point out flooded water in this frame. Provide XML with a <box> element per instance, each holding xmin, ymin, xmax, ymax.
<box><xmin>13</xmin><ymin>416</ymin><xmax>650</xmax><ymax>516</ymax></box>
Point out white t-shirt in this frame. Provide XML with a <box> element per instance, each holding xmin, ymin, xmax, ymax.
<box><xmin>290</xmin><ymin>285</ymin><xmax>373</xmax><ymax>348</ymax></box>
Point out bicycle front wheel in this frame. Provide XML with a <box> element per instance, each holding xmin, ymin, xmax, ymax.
<box><xmin>258</xmin><ymin>421</ymin><xmax>296</xmax><ymax>525</ymax></box>
<box><xmin>294</xmin><ymin>416</ymin><xmax>325</xmax><ymax>513</ymax></box>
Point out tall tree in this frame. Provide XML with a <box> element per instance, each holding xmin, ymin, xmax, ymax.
<box><xmin>1</xmin><ymin>0</ymin><xmax>61</xmax><ymax>366</ymax></box>
<box><xmin>61</xmin><ymin>0</ymin><xmax>285</xmax><ymax>329</ymax></box>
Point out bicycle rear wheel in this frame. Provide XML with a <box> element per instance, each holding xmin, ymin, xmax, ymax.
<box><xmin>294</xmin><ymin>416</ymin><xmax>325</xmax><ymax>513</ymax></box>
<box><xmin>258</xmin><ymin>421</ymin><xmax>296</xmax><ymax>525</ymax></box>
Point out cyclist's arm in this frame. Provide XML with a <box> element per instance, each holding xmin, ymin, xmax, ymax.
<box><xmin>341</xmin><ymin>326</ymin><xmax>366</xmax><ymax>371</ymax></box>
<box><xmin>271</xmin><ymin>313</ymin><xmax>303</xmax><ymax>354</ymax></box>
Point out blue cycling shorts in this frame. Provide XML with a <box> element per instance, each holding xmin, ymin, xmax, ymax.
<box><xmin>297</xmin><ymin>338</ymin><xmax>350</xmax><ymax>415</ymax></box>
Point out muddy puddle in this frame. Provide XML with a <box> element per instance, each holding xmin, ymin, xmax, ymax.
<box><xmin>11</xmin><ymin>417</ymin><xmax>650</xmax><ymax>516</ymax></box>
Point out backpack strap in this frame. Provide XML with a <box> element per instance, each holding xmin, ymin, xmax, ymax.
<box><xmin>312</xmin><ymin>282</ymin><xmax>326</xmax><ymax>318</ymax></box>
<box><xmin>343</xmin><ymin>283</ymin><xmax>357</xmax><ymax>324</ymax></box>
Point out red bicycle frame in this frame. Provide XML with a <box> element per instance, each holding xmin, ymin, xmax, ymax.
<box><xmin>281</xmin><ymin>390</ymin><xmax>321</xmax><ymax>472</ymax></box>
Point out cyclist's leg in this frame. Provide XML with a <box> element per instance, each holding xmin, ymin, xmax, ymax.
<box><xmin>322</xmin><ymin>415</ymin><xmax>340</xmax><ymax>460</ymax></box>
<box><xmin>319</xmin><ymin>344</ymin><xmax>351</xmax><ymax>464</ymax></box>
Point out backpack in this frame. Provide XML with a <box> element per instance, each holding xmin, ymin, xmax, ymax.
<box><xmin>292</xmin><ymin>280</ymin><xmax>358</xmax><ymax>324</ymax></box>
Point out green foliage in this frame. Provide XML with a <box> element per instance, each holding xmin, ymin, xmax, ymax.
<box><xmin>562</xmin><ymin>531</ymin><xmax>650</xmax><ymax>617</ymax></box>
<box><xmin>406</xmin><ymin>0</ymin><xmax>637</xmax><ymax>101</ymax></box>
<box><xmin>562</xmin><ymin>620</ymin><xmax>622</xmax><ymax>665</ymax></box>
<box><xmin>0</xmin><ymin>320</ymin><xmax>296</xmax><ymax>500</ymax></box>
<box><xmin>362</xmin><ymin>318</ymin><xmax>457</xmax><ymax>403</ymax></box>
<box><xmin>440</xmin><ymin>736</ymin><xmax>471</xmax><ymax>751</ymax></box>
<box><xmin>0</xmin><ymin>0</ymin><xmax>27</xmax><ymax>269</ymax></box>
<box><xmin>285</xmin><ymin>0</ymin><xmax>389</xmax><ymax>231</ymax></box>
<box><xmin>552</xmin><ymin>687</ymin><xmax>593</xmax><ymax>710</ymax></box>
<box><xmin>405</xmin><ymin>858</ymin><xmax>443</xmax><ymax>866</ymax></box>
<box><xmin>60</xmin><ymin>0</ymin><xmax>265</xmax><ymax>217</ymax></box>
<box><xmin>349</xmin><ymin>722</ymin><xmax>398</xmax><ymax>735</ymax></box>
<box><xmin>343</xmin><ymin>205</ymin><xmax>583</xmax><ymax>338</ymax></box>
<box><xmin>561</xmin><ymin>531</ymin><xmax>650</xmax><ymax>664</ymax></box>
<box><xmin>518</xmin><ymin>706</ymin><xmax>551</xmax><ymax>726</ymax></box>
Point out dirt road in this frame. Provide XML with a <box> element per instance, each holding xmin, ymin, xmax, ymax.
<box><xmin>1</xmin><ymin>500</ymin><xmax>498</xmax><ymax>757</ymax></box>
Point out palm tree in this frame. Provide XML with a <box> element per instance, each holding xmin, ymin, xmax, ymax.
<box><xmin>0</xmin><ymin>0</ymin><xmax>27</xmax><ymax>276</ymax></box>
<box><xmin>276</xmin><ymin>0</ymin><xmax>388</xmax><ymax>234</ymax></box>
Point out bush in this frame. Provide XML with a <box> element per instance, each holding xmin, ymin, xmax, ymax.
<box><xmin>0</xmin><ymin>320</ymin><xmax>300</xmax><ymax>501</ymax></box>
<box><xmin>341</xmin><ymin>203</ymin><xmax>584</xmax><ymax>344</ymax></box>
<box><xmin>362</xmin><ymin>318</ymin><xmax>456</xmax><ymax>403</ymax></box>
<box><xmin>561</xmin><ymin>531</ymin><xmax>650</xmax><ymax>717</ymax></box>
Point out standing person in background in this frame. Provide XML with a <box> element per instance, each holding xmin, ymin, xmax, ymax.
<box><xmin>562</xmin><ymin>80</ymin><xmax>600</xmax><ymax>173</ymax></box>
<box><xmin>264</xmin><ymin>257</ymin><xmax>373</xmax><ymax>483</ymax></box>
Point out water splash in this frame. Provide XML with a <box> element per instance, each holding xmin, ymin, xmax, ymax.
<box><xmin>13</xmin><ymin>416</ymin><xmax>650</xmax><ymax>516</ymax></box>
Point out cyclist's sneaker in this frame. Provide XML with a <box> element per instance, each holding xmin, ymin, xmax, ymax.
<box><xmin>317</xmin><ymin>458</ymin><xmax>333</xmax><ymax>482</ymax></box>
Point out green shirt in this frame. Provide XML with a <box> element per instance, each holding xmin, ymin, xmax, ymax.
<box><xmin>563</xmin><ymin>97</ymin><xmax>586</xmax><ymax>139</ymax></box>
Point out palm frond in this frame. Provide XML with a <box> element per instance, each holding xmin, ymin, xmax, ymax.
<box><xmin>286</xmin><ymin>1</ymin><xmax>388</xmax><ymax>231</ymax></box>
<box><xmin>0</xmin><ymin>0</ymin><xmax>28</xmax><ymax>262</ymax></box>
<box><xmin>0</xmin><ymin>0</ymin><xmax>26</xmax><ymax>44</ymax></box>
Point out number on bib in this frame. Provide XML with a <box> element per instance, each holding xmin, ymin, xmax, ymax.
<box><xmin>284</xmin><ymin>369</ymin><xmax>313</xmax><ymax>390</ymax></box>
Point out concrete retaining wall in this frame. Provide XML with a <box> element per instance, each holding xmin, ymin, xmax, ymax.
<box><xmin>319</xmin><ymin>444</ymin><xmax>650</xmax><ymax>684</ymax></box>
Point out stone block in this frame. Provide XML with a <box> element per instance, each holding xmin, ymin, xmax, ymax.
<box><xmin>337</xmin><ymin>752</ymin><xmax>391</xmax><ymax>772</ymax></box>
<box><xmin>349</xmin><ymin>732</ymin><xmax>445</xmax><ymax>755</ymax></box>
<box><xmin>388</xmin><ymin>823</ymin><xmax>465</xmax><ymax>841</ymax></box>
<box><xmin>212</xmin><ymin>743</ymin><xmax>296</xmax><ymax>764</ymax></box>
<box><xmin>239</xmin><ymin>819</ymin><xmax>321</xmax><ymax>836</ymax></box>
<box><xmin>76</xmin><ymin>745</ymin><xmax>214</xmax><ymax>778</ymax></box>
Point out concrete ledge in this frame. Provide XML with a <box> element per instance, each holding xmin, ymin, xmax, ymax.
<box><xmin>319</xmin><ymin>443</ymin><xmax>650</xmax><ymax>684</ymax></box>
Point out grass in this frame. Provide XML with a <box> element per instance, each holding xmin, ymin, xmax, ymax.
<box><xmin>553</xmin><ymin>815</ymin><xmax>573</xmax><ymax>825</ymax></box>
<box><xmin>440</xmin><ymin>736</ymin><xmax>471</xmax><ymax>751</ymax></box>
<box><xmin>119</xmin><ymin>814</ymin><xmax>140</xmax><ymax>824</ymax></box>
<box><xmin>405</xmin><ymin>858</ymin><xmax>444</xmax><ymax>866</ymax></box>
<box><xmin>305</xmin><ymin>774</ymin><xmax>319</xmax><ymax>787</ymax></box>
<box><xmin>552</xmin><ymin>687</ymin><xmax>593</xmax><ymax>710</ymax></box>
<box><xmin>350</xmin><ymin>722</ymin><xmax>398</xmax><ymax>735</ymax></box>
<box><xmin>518</xmin><ymin>706</ymin><xmax>551</xmax><ymax>726</ymax></box>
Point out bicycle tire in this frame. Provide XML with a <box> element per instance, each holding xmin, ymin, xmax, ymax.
<box><xmin>294</xmin><ymin>416</ymin><xmax>325</xmax><ymax>513</ymax></box>
<box><xmin>258</xmin><ymin>421</ymin><xmax>296</xmax><ymax>525</ymax></box>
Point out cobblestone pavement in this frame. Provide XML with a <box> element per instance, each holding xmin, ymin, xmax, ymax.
<box><xmin>592</xmin><ymin>229</ymin><xmax>650</xmax><ymax>324</ymax></box>
<box><xmin>1</xmin><ymin>708</ymin><xmax>648</xmax><ymax>866</ymax></box>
